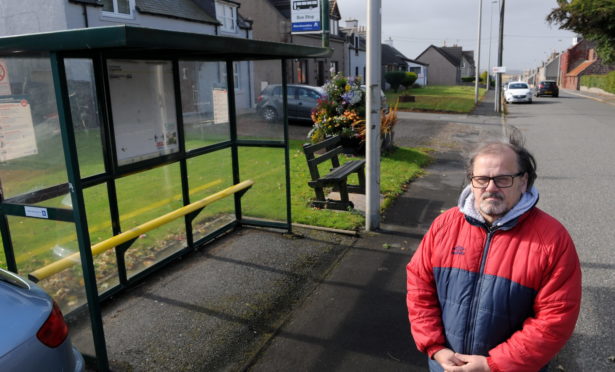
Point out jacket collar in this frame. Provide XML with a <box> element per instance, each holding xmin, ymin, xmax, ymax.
<box><xmin>458</xmin><ymin>185</ymin><xmax>539</xmax><ymax>230</ymax></box>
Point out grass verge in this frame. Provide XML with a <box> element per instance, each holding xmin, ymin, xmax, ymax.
<box><xmin>386</xmin><ymin>85</ymin><xmax>486</xmax><ymax>113</ymax></box>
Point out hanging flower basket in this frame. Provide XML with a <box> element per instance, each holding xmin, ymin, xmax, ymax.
<box><xmin>309</xmin><ymin>73</ymin><xmax>398</xmax><ymax>154</ymax></box>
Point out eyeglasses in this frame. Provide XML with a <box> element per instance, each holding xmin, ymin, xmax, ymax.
<box><xmin>470</xmin><ymin>172</ymin><xmax>525</xmax><ymax>189</ymax></box>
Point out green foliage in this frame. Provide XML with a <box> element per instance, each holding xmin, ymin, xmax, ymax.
<box><xmin>580</xmin><ymin>70</ymin><xmax>615</xmax><ymax>94</ymax></box>
<box><xmin>480</xmin><ymin>71</ymin><xmax>489</xmax><ymax>83</ymax></box>
<box><xmin>385</xmin><ymin>71</ymin><xmax>407</xmax><ymax>92</ymax></box>
<box><xmin>461</xmin><ymin>76</ymin><xmax>475</xmax><ymax>83</ymax></box>
<box><xmin>547</xmin><ymin>0</ymin><xmax>615</xmax><ymax>63</ymax></box>
<box><xmin>402</xmin><ymin>72</ymin><xmax>418</xmax><ymax>88</ymax></box>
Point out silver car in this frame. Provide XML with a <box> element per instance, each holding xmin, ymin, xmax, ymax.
<box><xmin>0</xmin><ymin>268</ymin><xmax>85</xmax><ymax>372</ymax></box>
<box><xmin>256</xmin><ymin>84</ymin><xmax>324</xmax><ymax>122</ymax></box>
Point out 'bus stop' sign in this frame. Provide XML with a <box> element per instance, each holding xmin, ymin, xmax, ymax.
<box><xmin>291</xmin><ymin>0</ymin><xmax>321</xmax><ymax>33</ymax></box>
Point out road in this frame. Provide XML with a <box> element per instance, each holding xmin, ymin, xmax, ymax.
<box><xmin>505</xmin><ymin>90</ymin><xmax>615</xmax><ymax>372</ymax></box>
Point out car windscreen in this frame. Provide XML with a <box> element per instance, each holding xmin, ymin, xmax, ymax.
<box><xmin>509</xmin><ymin>83</ymin><xmax>528</xmax><ymax>89</ymax></box>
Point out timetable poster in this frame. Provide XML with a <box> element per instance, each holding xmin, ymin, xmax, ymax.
<box><xmin>0</xmin><ymin>99</ymin><xmax>38</xmax><ymax>162</ymax></box>
<box><xmin>107</xmin><ymin>60</ymin><xmax>179</xmax><ymax>166</ymax></box>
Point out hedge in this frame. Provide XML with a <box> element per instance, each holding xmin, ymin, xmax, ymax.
<box><xmin>580</xmin><ymin>71</ymin><xmax>615</xmax><ymax>94</ymax></box>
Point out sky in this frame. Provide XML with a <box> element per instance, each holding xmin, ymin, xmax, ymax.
<box><xmin>335</xmin><ymin>0</ymin><xmax>578</xmax><ymax>73</ymax></box>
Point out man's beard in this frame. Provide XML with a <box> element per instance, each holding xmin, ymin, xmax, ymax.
<box><xmin>479</xmin><ymin>192</ymin><xmax>508</xmax><ymax>218</ymax></box>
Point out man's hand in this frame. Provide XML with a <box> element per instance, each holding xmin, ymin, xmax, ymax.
<box><xmin>433</xmin><ymin>348</ymin><xmax>465</xmax><ymax>368</ymax></box>
<box><xmin>443</xmin><ymin>353</ymin><xmax>490</xmax><ymax>372</ymax></box>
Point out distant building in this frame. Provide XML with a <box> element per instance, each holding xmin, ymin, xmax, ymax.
<box><xmin>415</xmin><ymin>44</ymin><xmax>475</xmax><ymax>85</ymax></box>
<box><xmin>381</xmin><ymin>43</ymin><xmax>428</xmax><ymax>88</ymax></box>
<box><xmin>559</xmin><ymin>39</ymin><xmax>615</xmax><ymax>90</ymax></box>
<box><xmin>341</xmin><ymin>19</ymin><xmax>367</xmax><ymax>82</ymax></box>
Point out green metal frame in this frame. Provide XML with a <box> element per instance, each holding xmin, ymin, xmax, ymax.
<box><xmin>0</xmin><ymin>26</ymin><xmax>331</xmax><ymax>372</ymax></box>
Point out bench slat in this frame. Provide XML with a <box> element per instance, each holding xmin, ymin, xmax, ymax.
<box><xmin>307</xmin><ymin>146</ymin><xmax>344</xmax><ymax>168</ymax></box>
<box><xmin>321</xmin><ymin>160</ymin><xmax>365</xmax><ymax>181</ymax></box>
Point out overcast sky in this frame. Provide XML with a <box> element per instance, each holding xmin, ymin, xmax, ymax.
<box><xmin>335</xmin><ymin>0</ymin><xmax>577</xmax><ymax>73</ymax></box>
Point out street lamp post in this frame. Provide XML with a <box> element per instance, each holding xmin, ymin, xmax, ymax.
<box><xmin>495</xmin><ymin>0</ymin><xmax>505</xmax><ymax>113</ymax></box>
<box><xmin>474</xmin><ymin>0</ymin><xmax>483</xmax><ymax>104</ymax></box>
<box><xmin>486</xmin><ymin>0</ymin><xmax>496</xmax><ymax>90</ymax></box>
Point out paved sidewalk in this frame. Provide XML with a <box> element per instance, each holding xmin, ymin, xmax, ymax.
<box><xmin>564</xmin><ymin>88</ymin><xmax>615</xmax><ymax>107</ymax></box>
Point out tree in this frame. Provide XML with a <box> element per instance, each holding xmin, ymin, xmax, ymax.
<box><xmin>402</xmin><ymin>72</ymin><xmax>418</xmax><ymax>88</ymax></box>
<box><xmin>480</xmin><ymin>70</ymin><xmax>488</xmax><ymax>83</ymax></box>
<box><xmin>384</xmin><ymin>71</ymin><xmax>406</xmax><ymax>92</ymax></box>
<box><xmin>547</xmin><ymin>0</ymin><xmax>615</xmax><ymax>64</ymax></box>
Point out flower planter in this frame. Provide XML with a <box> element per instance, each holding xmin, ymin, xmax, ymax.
<box><xmin>340</xmin><ymin>136</ymin><xmax>365</xmax><ymax>156</ymax></box>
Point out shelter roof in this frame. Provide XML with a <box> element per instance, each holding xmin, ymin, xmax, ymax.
<box><xmin>0</xmin><ymin>25</ymin><xmax>331</xmax><ymax>60</ymax></box>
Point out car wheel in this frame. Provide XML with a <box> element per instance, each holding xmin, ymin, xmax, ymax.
<box><xmin>528</xmin><ymin>99</ymin><xmax>532</xmax><ymax>104</ymax></box>
<box><xmin>261</xmin><ymin>106</ymin><xmax>278</xmax><ymax>122</ymax></box>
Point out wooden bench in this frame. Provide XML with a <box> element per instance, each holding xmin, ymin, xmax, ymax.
<box><xmin>302</xmin><ymin>136</ymin><xmax>365</xmax><ymax>210</ymax></box>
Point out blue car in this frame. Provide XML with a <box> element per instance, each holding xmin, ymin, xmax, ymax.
<box><xmin>0</xmin><ymin>267</ymin><xmax>85</xmax><ymax>371</ymax></box>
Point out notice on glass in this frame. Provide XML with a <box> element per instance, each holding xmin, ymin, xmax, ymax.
<box><xmin>212</xmin><ymin>88</ymin><xmax>229</xmax><ymax>125</ymax></box>
<box><xmin>0</xmin><ymin>99</ymin><xmax>38</xmax><ymax>162</ymax></box>
<box><xmin>0</xmin><ymin>59</ymin><xmax>11</xmax><ymax>96</ymax></box>
<box><xmin>107</xmin><ymin>60</ymin><xmax>179</xmax><ymax>166</ymax></box>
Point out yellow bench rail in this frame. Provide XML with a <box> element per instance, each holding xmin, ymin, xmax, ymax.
<box><xmin>29</xmin><ymin>180</ymin><xmax>254</xmax><ymax>282</ymax></box>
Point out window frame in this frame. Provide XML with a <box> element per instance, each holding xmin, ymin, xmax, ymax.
<box><xmin>216</xmin><ymin>1</ymin><xmax>237</xmax><ymax>33</ymax></box>
<box><xmin>101</xmin><ymin>0</ymin><xmax>135</xmax><ymax>19</ymax></box>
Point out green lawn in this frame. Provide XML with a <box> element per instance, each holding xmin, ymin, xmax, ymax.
<box><xmin>386</xmin><ymin>85</ymin><xmax>486</xmax><ymax>113</ymax></box>
<box><xmin>1</xmin><ymin>136</ymin><xmax>430</xmax><ymax>274</ymax></box>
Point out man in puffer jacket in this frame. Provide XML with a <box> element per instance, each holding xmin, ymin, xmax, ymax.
<box><xmin>406</xmin><ymin>139</ymin><xmax>581</xmax><ymax>372</ymax></box>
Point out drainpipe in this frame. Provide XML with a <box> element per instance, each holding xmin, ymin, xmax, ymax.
<box><xmin>321</xmin><ymin>0</ymin><xmax>329</xmax><ymax>48</ymax></box>
<box><xmin>82</xmin><ymin>4</ymin><xmax>89</xmax><ymax>28</ymax></box>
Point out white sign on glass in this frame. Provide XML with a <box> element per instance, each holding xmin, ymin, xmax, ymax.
<box><xmin>0</xmin><ymin>59</ymin><xmax>11</xmax><ymax>96</ymax></box>
<box><xmin>107</xmin><ymin>60</ymin><xmax>179</xmax><ymax>166</ymax></box>
<box><xmin>0</xmin><ymin>99</ymin><xmax>38</xmax><ymax>162</ymax></box>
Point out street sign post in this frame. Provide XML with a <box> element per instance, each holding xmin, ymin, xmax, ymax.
<box><xmin>291</xmin><ymin>0</ymin><xmax>321</xmax><ymax>33</ymax></box>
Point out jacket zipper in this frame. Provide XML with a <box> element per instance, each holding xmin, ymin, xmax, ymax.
<box><xmin>463</xmin><ymin>226</ymin><xmax>496</xmax><ymax>354</ymax></box>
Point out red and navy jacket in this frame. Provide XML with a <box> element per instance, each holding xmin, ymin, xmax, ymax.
<box><xmin>406</xmin><ymin>204</ymin><xmax>582</xmax><ymax>371</ymax></box>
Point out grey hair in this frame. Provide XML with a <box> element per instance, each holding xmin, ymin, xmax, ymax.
<box><xmin>467</xmin><ymin>135</ymin><xmax>537</xmax><ymax>188</ymax></box>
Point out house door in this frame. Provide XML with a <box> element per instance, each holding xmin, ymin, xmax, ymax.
<box><xmin>317</xmin><ymin>61</ymin><xmax>325</xmax><ymax>86</ymax></box>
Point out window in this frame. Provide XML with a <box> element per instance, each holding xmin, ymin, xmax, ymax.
<box><xmin>330</xmin><ymin>20</ymin><xmax>339</xmax><ymax>36</ymax></box>
<box><xmin>233</xmin><ymin>62</ymin><xmax>240</xmax><ymax>90</ymax></box>
<box><xmin>102</xmin><ymin>0</ymin><xmax>134</xmax><ymax>18</ymax></box>
<box><xmin>219</xmin><ymin>62</ymin><xmax>241</xmax><ymax>90</ymax></box>
<box><xmin>409</xmin><ymin>67</ymin><xmax>421</xmax><ymax>74</ymax></box>
<box><xmin>296</xmin><ymin>60</ymin><xmax>308</xmax><ymax>84</ymax></box>
<box><xmin>216</xmin><ymin>1</ymin><xmax>237</xmax><ymax>32</ymax></box>
<box><xmin>329</xmin><ymin>61</ymin><xmax>338</xmax><ymax>75</ymax></box>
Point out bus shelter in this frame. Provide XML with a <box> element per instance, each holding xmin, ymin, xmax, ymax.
<box><xmin>0</xmin><ymin>25</ymin><xmax>330</xmax><ymax>371</ymax></box>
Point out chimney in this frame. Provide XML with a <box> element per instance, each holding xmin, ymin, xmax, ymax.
<box><xmin>345</xmin><ymin>19</ymin><xmax>359</xmax><ymax>29</ymax></box>
<box><xmin>385</xmin><ymin>36</ymin><xmax>394</xmax><ymax>46</ymax></box>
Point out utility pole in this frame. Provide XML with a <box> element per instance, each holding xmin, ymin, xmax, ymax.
<box><xmin>474</xmin><ymin>0</ymin><xmax>483</xmax><ymax>104</ymax></box>
<box><xmin>366</xmin><ymin>0</ymin><xmax>381</xmax><ymax>231</ymax></box>
<box><xmin>486</xmin><ymin>0</ymin><xmax>496</xmax><ymax>90</ymax></box>
<box><xmin>495</xmin><ymin>0</ymin><xmax>505</xmax><ymax>113</ymax></box>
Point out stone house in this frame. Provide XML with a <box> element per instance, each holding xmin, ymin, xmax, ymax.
<box><xmin>559</xmin><ymin>39</ymin><xmax>615</xmax><ymax>90</ymax></box>
<box><xmin>381</xmin><ymin>43</ymin><xmax>428</xmax><ymax>88</ymax></box>
<box><xmin>415</xmin><ymin>44</ymin><xmax>475</xmax><ymax>85</ymax></box>
<box><xmin>0</xmin><ymin>0</ymin><xmax>256</xmax><ymax>115</ymax></box>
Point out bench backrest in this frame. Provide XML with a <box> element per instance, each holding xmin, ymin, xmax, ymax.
<box><xmin>303</xmin><ymin>136</ymin><xmax>344</xmax><ymax>181</ymax></box>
